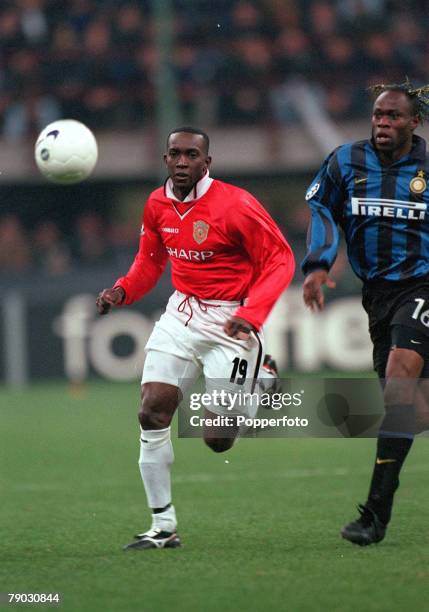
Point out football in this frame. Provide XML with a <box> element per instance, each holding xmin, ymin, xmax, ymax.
<box><xmin>34</xmin><ymin>119</ymin><xmax>98</xmax><ymax>184</ymax></box>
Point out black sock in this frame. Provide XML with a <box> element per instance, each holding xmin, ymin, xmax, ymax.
<box><xmin>152</xmin><ymin>502</ymin><xmax>171</xmax><ymax>514</ymax></box>
<box><xmin>366</xmin><ymin>403</ymin><xmax>415</xmax><ymax>524</ymax></box>
<box><xmin>367</xmin><ymin>435</ymin><xmax>413</xmax><ymax>525</ymax></box>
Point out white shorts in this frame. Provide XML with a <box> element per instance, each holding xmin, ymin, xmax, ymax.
<box><xmin>142</xmin><ymin>291</ymin><xmax>265</xmax><ymax>416</ymax></box>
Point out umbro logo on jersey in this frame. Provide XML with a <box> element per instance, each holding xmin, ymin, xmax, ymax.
<box><xmin>351</xmin><ymin>197</ymin><xmax>427</xmax><ymax>220</ymax></box>
<box><xmin>161</xmin><ymin>227</ymin><xmax>179</xmax><ymax>233</ymax></box>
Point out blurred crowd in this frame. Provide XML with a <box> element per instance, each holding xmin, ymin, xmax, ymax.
<box><xmin>0</xmin><ymin>204</ymin><xmax>307</xmax><ymax>278</ymax></box>
<box><xmin>0</xmin><ymin>206</ymin><xmax>358</xmax><ymax>290</ymax></box>
<box><xmin>1</xmin><ymin>0</ymin><xmax>429</xmax><ymax>139</ymax></box>
<box><xmin>0</xmin><ymin>211</ymin><xmax>140</xmax><ymax>277</ymax></box>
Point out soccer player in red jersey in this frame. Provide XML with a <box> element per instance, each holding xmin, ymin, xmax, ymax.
<box><xmin>97</xmin><ymin>128</ymin><xmax>295</xmax><ymax>550</ymax></box>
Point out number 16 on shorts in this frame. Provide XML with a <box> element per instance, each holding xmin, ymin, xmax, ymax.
<box><xmin>412</xmin><ymin>298</ymin><xmax>429</xmax><ymax>327</ymax></box>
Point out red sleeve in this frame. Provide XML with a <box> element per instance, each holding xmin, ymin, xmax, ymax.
<box><xmin>231</xmin><ymin>194</ymin><xmax>295</xmax><ymax>330</ymax></box>
<box><xmin>114</xmin><ymin>199</ymin><xmax>168</xmax><ymax>305</ymax></box>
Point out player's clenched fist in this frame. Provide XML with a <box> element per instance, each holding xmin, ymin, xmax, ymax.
<box><xmin>303</xmin><ymin>270</ymin><xmax>336</xmax><ymax>311</ymax></box>
<box><xmin>96</xmin><ymin>286</ymin><xmax>125</xmax><ymax>315</ymax></box>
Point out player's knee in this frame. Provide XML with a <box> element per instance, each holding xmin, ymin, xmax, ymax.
<box><xmin>139</xmin><ymin>401</ymin><xmax>171</xmax><ymax>429</ymax></box>
<box><xmin>387</xmin><ymin>357</ymin><xmax>415</xmax><ymax>379</ymax></box>
<box><xmin>385</xmin><ymin>348</ymin><xmax>420</xmax><ymax>394</ymax></box>
<box><xmin>138</xmin><ymin>385</ymin><xmax>177</xmax><ymax>429</ymax></box>
<box><xmin>204</xmin><ymin>436</ymin><xmax>234</xmax><ymax>453</ymax></box>
<box><xmin>139</xmin><ymin>409</ymin><xmax>169</xmax><ymax>429</ymax></box>
<box><xmin>387</xmin><ymin>343</ymin><xmax>424</xmax><ymax>377</ymax></box>
<box><xmin>384</xmin><ymin>350</ymin><xmax>422</xmax><ymax>404</ymax></box>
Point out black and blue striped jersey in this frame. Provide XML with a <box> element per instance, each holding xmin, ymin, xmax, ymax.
<box><xmin>302</xmin><ymin>135</ymin><xmax>429</xmax><ymax>282</ymax></box>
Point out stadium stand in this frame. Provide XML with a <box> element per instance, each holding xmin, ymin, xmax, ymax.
<box><xmin>1</xmin><ymin>0</ymin><xmax>428</xmax><ymax>139</ymax></box>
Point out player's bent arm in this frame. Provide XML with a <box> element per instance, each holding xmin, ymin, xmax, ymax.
<box><xmin>113</xmin><ymin>202</ymin><xmax>168</xmax><ymax>305</ymax></box>
<box><xmin>301</xmin><ymin>149</ymin><xmax>344</xmax><ymax>275</ymax></box>
<box><xmin>234</xmin><ymin>236</ymin><xmax>295</xmax><ymax>330</ymax></box>
<box><xmin>115</xmin><ymin>245</ymin><xmax>167</xmax><ymax>305</ymax></box>
<box><xmin>230</xmin><ymin>199</ymin><xmax>295</xmax><ymax>330</ymax></box>
<box><xmin>301</xmin><ymin>155</ymin><xmax>344</xmax><ymax>311</ymax></box>
<box><xmin>301</xmin><ymin>202</ymin><xmax>340</xmax><ymax>275</ymax></box>
<box><xmin>235</xmin><ymin>257</ymin><xmax>294</xmax><ymax>330</ymax></box>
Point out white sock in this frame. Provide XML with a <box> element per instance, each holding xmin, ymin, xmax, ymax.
<box><xmin>138</xmin><ymin>427</ymin><xmax>176</xmax><ymax>529</ymax></box>
<box><xmin>151</xmin><ymin>504</ymin><xmax>177</xmax><ymax>533</ymax></box>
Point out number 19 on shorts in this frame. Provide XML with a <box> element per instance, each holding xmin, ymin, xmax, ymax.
<box><xmin>230</xmin><ymin>358</ymin><xmax>248</xmax><ymax>385</ymax></box>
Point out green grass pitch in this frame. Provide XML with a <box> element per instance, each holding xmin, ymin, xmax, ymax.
<box><xmin>1</xmin><ymin>381</ymin><xmax>429</xmax><ymax>612</ymax></box>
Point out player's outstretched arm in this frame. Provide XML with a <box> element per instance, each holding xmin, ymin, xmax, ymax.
<box><xmin>96</xmin><ymin>286</ymin><xmax>125</xmax><ymax>315</ymax></box>
<box><xmin>302</xmin><ymin>270</ymin><xmax>336</xmax><ymax>311</ymax></box>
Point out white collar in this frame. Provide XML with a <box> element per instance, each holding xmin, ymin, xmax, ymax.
<box><xmin>165</xmin><ymin>171</ymin><xmax>213</xmax><ymax>202</ymax></box>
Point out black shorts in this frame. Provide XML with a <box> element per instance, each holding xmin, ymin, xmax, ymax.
<box><xmin>362</xmin><ymin>277</ymin><xmax>429</xmax><ymax>378</ymax></box>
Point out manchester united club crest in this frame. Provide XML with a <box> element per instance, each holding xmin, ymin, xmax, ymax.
<box><xmin>193</xmin><ymin>220</ymin><xmax>209</xmax><ymax>244</ymax></box>
<box><xmin>410</xmin><ymin>170</ymin><xmax>427</xmax><ymax>194</ymax></box>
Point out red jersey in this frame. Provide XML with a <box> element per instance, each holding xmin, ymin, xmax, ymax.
<box><xmin>115</xmin><ymin>177</ymin><xmax>295</xmax><ymax>330</ymax></box>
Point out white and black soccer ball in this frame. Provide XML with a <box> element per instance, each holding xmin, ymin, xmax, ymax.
<box><xmin>34</xmin><ymin>119</ymin><xmax>98</xmax><ymax>184</ymax></box>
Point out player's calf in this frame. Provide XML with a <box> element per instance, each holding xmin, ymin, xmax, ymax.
<box><xmin>202</xmin><ymin>408</ymin><xmax>238</xmax><ymax>452</ymax></box>
<box><xmin>203</xmin><ymin>436</ymin><xmax>235</xmax><ymax>453</ymax></box>
<box><xmin>415</xmin><ymin>382</ymin><xmax>429</xmax><ymax>433</ymax></box>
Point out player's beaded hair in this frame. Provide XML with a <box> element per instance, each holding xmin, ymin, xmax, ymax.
<box><xmin>167</xmin><ymin>127</ymin><xmax>210</xmax><ymax>153</ymax></box>
<box><xmin>370</xmin><ymin>79</ymin><xmax>429</xmax><ymax>123</ymax></box>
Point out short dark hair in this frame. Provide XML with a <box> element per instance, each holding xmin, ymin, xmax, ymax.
<box><xmin>167</xmin><ymin>127</ymin><xmax>210</xmax><ymax>153</ymax></box>
<box><xmin>369</xmin><ymin>79</ymin><xmax>429</xmax><ymax>123</ymax></box>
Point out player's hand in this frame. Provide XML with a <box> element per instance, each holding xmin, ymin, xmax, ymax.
<box><xmin>96</xmin><ymin>287</ymin><xmax>125</xmax><ymax>315</ymax></box>
<box><xmin>303</xmin><ymin>270</ymin><xmax>336</xmax><ymax>311</ymax></box>
<box><xmin>224</xmin><ymin>316</ymin><xmax>255</xmax><ymax>340</ymax></box>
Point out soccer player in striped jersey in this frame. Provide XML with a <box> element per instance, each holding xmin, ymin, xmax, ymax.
<box><xmin>97</xmin><ymin>127</ymin><xmax>295</xmax><ymax>550</ymax></box>
<box><xmin>302</xmin><ymin>81</ymin><xmax>429</xmax><ymax>546</ymax></box>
